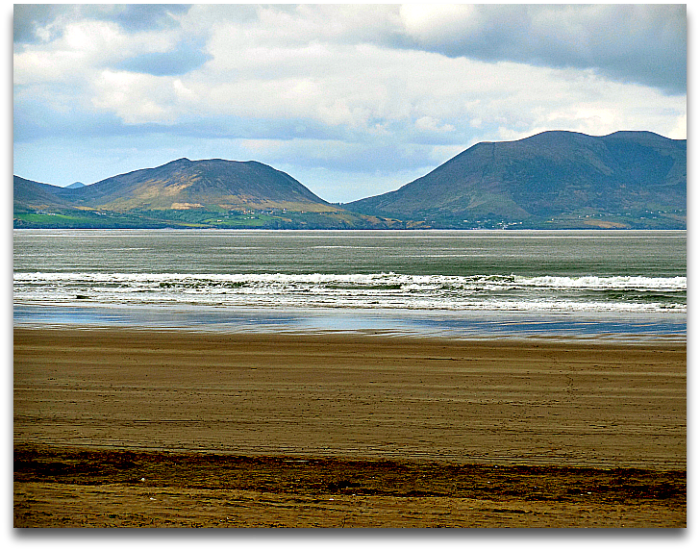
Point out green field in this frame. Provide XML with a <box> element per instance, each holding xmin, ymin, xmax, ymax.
<box><xmin>14</xmin><ymin>204</ymin><xmax>685</xmax><ymax>230</ymax></box>
<box><xmin>13</xmin><ymin>208</ymin><xmax>402</xmax><ymax>230</ymax></box>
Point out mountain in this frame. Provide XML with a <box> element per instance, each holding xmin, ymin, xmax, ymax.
<box><xmin>54</xmin><ymin>158</ymin><xmax>333</xmax><ymax>211</ymax></box>
<box><xmin>14</xmin><ymin>132</ymin><xmax>687</xmax><ymax>229</ymax></box>
<box><xmin>14</xmin><ymin>158</ymin><xmax>395</xmax><ymax>229</ymax></box>
<box><xmin>66</xmin><ymin>182</ymin><xmax>85</xmax><ymax>189</ymax></box>
<box><xmin>345</xmin><ymin>131</ymin><xmax>686</xmax><ymax>229</ymax></box>
<box><xmin>13</xmin><ymin>176</ymin><xmax>78</xmax><ymax>211</ymax></box>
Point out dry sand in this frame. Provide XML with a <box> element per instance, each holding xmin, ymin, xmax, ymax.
<box><xmin>14</xmin><ymin>328</ymin><xmax>686</xmax><ymax>528</ymax></box>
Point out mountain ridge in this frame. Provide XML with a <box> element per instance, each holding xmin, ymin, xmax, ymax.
<box><xmin>14</xmin><ymin>130</ymin><xmax>686</xmax><ymax>229</ymax></box>
<box><xmin>56</xmin><ymin>157</ymin><xmax>334</xmax><ymax>212</ymax></box>
<box><xmin>13</xmin><ymin>157</ymin><xmax>395</xmax><ymax>229</ymax></box>
<box><xmin>344</xmin><ymin>130</ymin><xmax>685</xmax><ymax>229</ymax></box>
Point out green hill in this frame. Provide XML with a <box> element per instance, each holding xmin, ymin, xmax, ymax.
<box><xmin>345</xmin><ymin>131</ymin><xmax>686</xmax><ymax>229</ymax></box>
<box><xmin>13</xmin><ymin>159</ymin><xmax>395</xmax><ymax>229</ymax></box>
<box><xmin>14</xmin><ymin>131</ymin><xmax>686</xmax><ymax>229</ymax></box>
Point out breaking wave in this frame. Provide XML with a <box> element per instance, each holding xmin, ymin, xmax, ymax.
<box><xmin>13</xmin><ymin>272</ymin><xmax>686</xmax><ymax>313</ymax></box>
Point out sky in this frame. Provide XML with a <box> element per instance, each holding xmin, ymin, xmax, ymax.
<box><xmin>11</xmin><ymin>2</ymin><xmax>688</xmax><ymax>203</ymax></box>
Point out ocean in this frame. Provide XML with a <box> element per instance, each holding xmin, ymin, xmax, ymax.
<box><xmin>13</xmin><ymin>229</ymin><xmax>686</xmax><ymax>341</ymax></box>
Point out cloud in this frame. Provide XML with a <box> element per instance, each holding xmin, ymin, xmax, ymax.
<box><xmin>415</xmin><ymin>116</ymin><xmax>456</xmax><ymax>134</ymax></box>
<box><xmin>14</xmin><ymin>19</ymin><xmax>178</xmax><ymax>86</ymax></box>
<box><xmin>99</xmin><ymin>4</ymin><xmax>191</xmax><ymax>33</ymax></box>
<box><xmin>668</xmin><ymin>114</ymin><xmax>687</xmax><ymax>140</ymax></box>
<box><xmin>12</xmin><ymin>3</ymin><xmax>687</xmax><ymax>202</ymax></box>
<box><xmin>397</xmin><ymin>4</ymin><xmax>686</xmax><ymax>94</ymax></box>
<box><xmin>14</xmin><ymin>4</ymin><xmax>189</xmax><ymax>44</ymax></box>
<box><xmin>14</xmin><ymin>4</ymin><xmax>69</xmax><ymax>44</ymax></box>
<box><xmin>113</xmin><ymin>37</ymin><xmax>212</xmax><ymax>76</ymax></box>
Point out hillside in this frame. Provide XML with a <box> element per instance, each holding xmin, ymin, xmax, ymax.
<box><xmin>18</xmin><ymin>158</ymin><xmax>334</xmax><ymax>212</ymax></box>
<box><xmin>345</xmin><ymin>131</ymin><xmax>686</xmax><ymax>229</ymax></box>
<box><xmin>13</xmin><ymin>176</ymin><xmax>78</xmax><ymax>211</ymax></box>
<box><xmin>14</xmin><ymin>131</ymin><xmax>687</xmax><ymax>229</ymax></box>
<box><xmin>14</xmin><ymin>159</ymin><xmax>395</xmax><ymax>229</ymax></box>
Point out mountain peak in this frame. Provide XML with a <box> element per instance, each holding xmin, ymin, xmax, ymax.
<box><xmin>17</xmin><ymin>157</ymin><xmax>334</xmax><ymax>213</ymax></box>
<box><xmin>166</xmin><ymin>157</ymin><xmax>192</xmax><ymax>166</ymax></box>
<box><xmin>346</xmin><ymin>130</ymin><xmax>686</xmax><ymax>229</ymax></box>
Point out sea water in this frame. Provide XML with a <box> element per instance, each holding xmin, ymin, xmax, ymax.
<box><xmin>13</xmin><ymin>229</ymin><xmax>686</xmax><ymax>340</ymax></box>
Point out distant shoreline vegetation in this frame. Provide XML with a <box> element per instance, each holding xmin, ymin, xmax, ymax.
<box><xmin>12</xmin><ymin>208</ymin><xmax>686</xmax><ymax>230</ymax></box>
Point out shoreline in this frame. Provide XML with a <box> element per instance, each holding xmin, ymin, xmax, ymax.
<box><xmin>11</xmin><ymin>322</ymin><xmax>688</xmax><ymax>345</ymax></box>
<box><xmin>13</xmin><ymin>323</ymin><xmax>688</xmax><ymax>353</ymax></box>
<box><xmin>13</xmin><ymin>302</ymin><xmax>687</xmax><ymax>344</ymax></box>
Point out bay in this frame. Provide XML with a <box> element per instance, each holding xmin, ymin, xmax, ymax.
<box><xmin>13</xmin><ymin>229</ymin><xmax>686</xmax><ymax>340</ymax></box>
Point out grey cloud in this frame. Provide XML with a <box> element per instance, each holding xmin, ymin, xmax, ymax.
<box><xmin>398</xmin><ymin>4</ymin><xmax>686</xmax><ymax>95</ymax></box>
<box><xmin>14</xmin><ymin>4</ymin><xmax>72</xmax><ymax>44</ymax></box>
<box><xmin>14</xmin><ymin>3</ymin><xmax>191</xmax><ymax>44</ymax></box>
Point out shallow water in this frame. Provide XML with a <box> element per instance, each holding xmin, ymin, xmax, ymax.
<box><xmin>13</xmin><ymin>303</ymin><xmax>686</xmax><ymax>343</ymax></box>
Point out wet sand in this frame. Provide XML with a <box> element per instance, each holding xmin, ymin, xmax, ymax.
<box><xmin>13</xmin><ymin>327</ymin><xmax>686</xmax><ymax>527</ymax></box>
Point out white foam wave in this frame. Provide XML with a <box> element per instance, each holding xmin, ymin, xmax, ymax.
<box><xmin>13</xmin><ymin>272</ymin><xmax>687</xmax><ymax>291</ymax></box>
<box><xmin>13</xmin><ymin>272</ymin><xmax>686</xmax><ymax>314</ymax></box>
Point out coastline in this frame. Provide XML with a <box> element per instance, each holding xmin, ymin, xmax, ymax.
<box><xmin>13</xmin><ymin>302</ymin><xmax>688</xmax><ymax>344</ymax></box>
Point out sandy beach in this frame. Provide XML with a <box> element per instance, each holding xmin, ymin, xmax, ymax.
<box><xmin>14</xmin><ymin>328</ymin><xmax>686</xmax><ymax>527</ymax></box>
